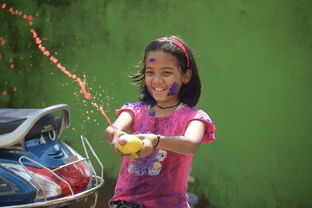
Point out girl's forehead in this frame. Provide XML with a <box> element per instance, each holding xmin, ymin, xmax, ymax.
<box><xmin>149</xmin><ymin>57</ymin><xmax>156</xmax><ymax>62</ymax></box>
<box><xmin>146</xmin><ymin>50</ymin><xmax>178</xmax><ymax>65</ymax></box>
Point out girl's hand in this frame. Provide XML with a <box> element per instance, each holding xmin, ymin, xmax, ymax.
<box><xmin>110</xmin><ymin>129</ymin><xmax>129</xmax><ymax>156</ymax></box>
<box><xmin>104</xmin><ymin>110</ymin><xmax>134</xmax><ymax>156</ymax></box>
<box><xmin>135</xmin><ymin>134</ymin><xmax>157</xmax><ymax>158</ymax></box>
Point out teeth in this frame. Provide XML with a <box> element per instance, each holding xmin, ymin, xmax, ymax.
<box><xmin>154</xmin><ymin>88</ymin><xmax>164</xmax><ymax>91</ymax></box>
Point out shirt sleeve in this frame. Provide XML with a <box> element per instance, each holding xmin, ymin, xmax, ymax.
<box><xmin>189</xmin><ymin>110</ymin><xmax>216</xmax><ymax>144</ymax></box>
<box><xmin>115</xmin><ymin>103</ymin><xmax>140</xmax><ymax>116</ymax></box>
<box><xmin>115</xmin><ymin>103</ymin><xmax>144</xmax><ymax>133</ymax></box>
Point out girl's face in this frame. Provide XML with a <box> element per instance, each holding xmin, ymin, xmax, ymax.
<box><xmin>145</xmin><ymin>50</ymin><xmax>191</xmax><ymax>107</ymax></box>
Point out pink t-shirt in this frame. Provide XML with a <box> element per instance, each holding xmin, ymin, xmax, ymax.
<box><xmin>110</xmin><ymin>103</ymin><xmax>216</xmax><ymax>208</ymax></box>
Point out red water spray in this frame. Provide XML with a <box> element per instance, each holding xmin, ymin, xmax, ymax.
<box><xmin>1</xmin><ymin>3</ymin><xmax>117</xmax><ymax>135</ymax></box>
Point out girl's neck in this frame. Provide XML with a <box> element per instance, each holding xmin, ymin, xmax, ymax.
<box><xmin>149</xmin><ymin>103</ymin><xmax>184</xmax><ymax>118</ymax></box>
<box><xmin>156</xmin><ymin>102</ymin><xmax>181</xmax><ymax>109</ymax></box>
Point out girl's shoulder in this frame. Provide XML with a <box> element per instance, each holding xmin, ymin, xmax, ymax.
<box><xmin>116</xmin><ymin>102</ymin><xmax>147</xmax><ymax>116</ymax></box>
<box><xmin>179</xmin><ymin>105</ymin><xmax>207</xmax><ymax>115</ymax></box>
<box><xmin>189</xmin><ymin>107</ymin><xmax>212</xmax><ymax>121</ymax></box>
<box><xmin>121</xmin><ymin>102</ymin><xmax>147</xmax><ymax>110</ymax></box>
<box><xmin>178</xmin><ymin>105</ymin><xmax>214</xmax><ymax>124</ymax></box>
<box><xmin>182</xmin><ymin>106</ymin><xmax>216</xmax><ymax>143</ymax></box>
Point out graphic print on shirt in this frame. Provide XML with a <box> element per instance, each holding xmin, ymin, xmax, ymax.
<box><xmin>127</xmin><ymin>149</ymin><xmax>167</xmax><ymax>176</ymax></box>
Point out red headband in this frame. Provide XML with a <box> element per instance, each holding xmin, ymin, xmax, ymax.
<box><xmin>157</xmin><ymin>37</ymin><xmax>190</xmax><ymax>68</ymax></box>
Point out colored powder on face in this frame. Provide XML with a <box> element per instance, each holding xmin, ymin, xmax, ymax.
<box><xmin>167</xmin><ymin>82</ymin><xmax>179</xmax><ymax>96</ymax></box>
<box><xmin>149</xmin><ymin>58</ymin><xmax>155</xmax><ymax>62</ymax></box>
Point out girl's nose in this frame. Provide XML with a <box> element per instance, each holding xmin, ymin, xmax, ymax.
<box><xmin>153</xmin><ymin>75</ymin><xmax>164</xmax><ymax>84</ymax></box>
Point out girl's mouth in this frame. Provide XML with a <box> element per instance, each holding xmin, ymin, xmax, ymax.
<box><xmin>153</xmin><ymin>87</ymin><xmax>165</xmax><ymax>92</ymax></box>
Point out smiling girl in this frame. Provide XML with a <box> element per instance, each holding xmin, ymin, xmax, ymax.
<box><xmin>105</xmin><ymin>36</ymin><xmax>216</xmax><ymax>208</ymax></box>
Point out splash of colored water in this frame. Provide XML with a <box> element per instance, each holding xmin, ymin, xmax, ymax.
<box><xmin>0</xmin><ymin>35</ymin><xmax>17</xmax><ymax>96</ymax></box>
<box><xmin>1</xmin><ymin>3</ymin><xmax>117</xmax><ymax>135</ymax></box>
<box><xmin>29</xmin><ymin>27</ymin><xmax>92</xmax><ymax>99</ymax></box>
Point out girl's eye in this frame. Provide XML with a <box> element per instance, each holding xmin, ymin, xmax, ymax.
<box><xmin>163</xmin><ymin>71</ymin><xmax>172</xmax><ymax>76</ymax></box>
<box><xmin>145</xmin><ymin>71</ymin><xmax>154</xmax><ymax>76</ymax></box>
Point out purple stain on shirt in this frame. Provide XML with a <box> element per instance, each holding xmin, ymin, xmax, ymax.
<box><xmin>167</xmin><ymin>82</ymin><xmax>179</xmax><ymax>96</ymax></box>
<box><xmin>149</xmin><ymin>58</ymin><xmax>155</xmax><ymax>62</ymax></box>
<box><xmin>124</xmin><ymin>103</ymin><xmax>144</xmax><ymax>110</ymax></box>
<box><xmin>149</xmin><ymin>108</ymin><xmax>156</xmax><ymax>117</ymax></box>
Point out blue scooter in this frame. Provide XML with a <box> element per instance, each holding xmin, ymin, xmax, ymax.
<box><xmin>0</xmin><ymin>104</ymin><xmax>104</xmax><ymax>208</ymax></box>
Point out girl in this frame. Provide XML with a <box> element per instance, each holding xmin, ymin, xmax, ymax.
<box><xmin>105</xmin><ymin>36</ymin><xmax>216</xmax><ymax>208</ymax></box>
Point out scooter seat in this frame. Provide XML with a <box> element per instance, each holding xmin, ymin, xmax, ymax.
<box><xmin>0</xmin><ymin>109</ymin><xmax>60</xmax><ymax>139</ymax></box>
<box><xmin>0</xmin><ymin>104</ymin><xmax>70</xmax><ymax>148</ymax></box>
<box><xmin>0</xmin><ymin>109</ymin><xmax>38</xmax><ymax>135</ymax></box>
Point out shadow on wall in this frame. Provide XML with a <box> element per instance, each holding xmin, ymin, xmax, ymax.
<box><xmin>69</xmin><ymin>176</ymin><xmax>215</xmax><ymax>208</ymax></box>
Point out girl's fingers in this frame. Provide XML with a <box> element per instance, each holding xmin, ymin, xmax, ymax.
<box><xmin>137</xmin><ymin>137</ymin><xmax>154</xmax><ymax>158</ymax></box>
<box><xmin>111</xmin><ymin>137</ymin><xmax>133</xmax><ymax>157</ymax></box>
<box><xmin>117</xmin><ymin>129</ymin><xmax>126</xmax><ymax>137</ymax></box>
<box><xmin>111</xmin><ymin>139</ymin><xmax>123</xmax><ymax>156</ymax></box>
<box><xmin>134</xmin><ymin>134</ymin><xmax>145</xmax><ymax>140</ymax></box>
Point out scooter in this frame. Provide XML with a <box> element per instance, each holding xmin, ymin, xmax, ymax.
<box><xmin>0</xmin><ymin>104</ymin><xmax>104</xmax><ymax>208</ymax></box>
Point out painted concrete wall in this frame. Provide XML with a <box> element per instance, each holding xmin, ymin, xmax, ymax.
<box><xmin>1</xmin><ymin>1</ymin><xmax>311</xmax><ymax>207</ymax></box>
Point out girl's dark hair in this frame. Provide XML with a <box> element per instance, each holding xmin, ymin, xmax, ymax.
<box><xmin>130</xmin><ymin>36</ymin><xmax>201</xmax><ymax>107</ymax></box>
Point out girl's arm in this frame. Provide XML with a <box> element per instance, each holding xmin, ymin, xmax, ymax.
<box><xmin>137</xmin><ymin>119</ymin><xmax>206</xmax><ymax>157</ymax></box>
<box><xmin>104</xmin><ymin>110</ymin><xmax>134</xmax><ymax>143</ymax></box>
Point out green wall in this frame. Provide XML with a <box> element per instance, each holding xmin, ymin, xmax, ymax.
<box><xmin>1</xmin><ymin>0</ymin><xmax>311</xmax><ymax>207</ymax></box>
